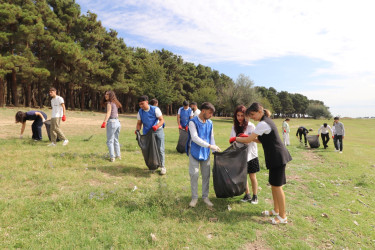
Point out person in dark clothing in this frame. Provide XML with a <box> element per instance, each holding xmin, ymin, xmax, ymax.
<box><xmin>296</xmin><ymin>126</ymin><xmax>309</xmax><ymax>146</ymax></box>
<box><xmin>15</xmin><ymin>111</ymin><xmax>47</xmax><ymax>140</ymax></box>
<box><xmin>234</xmin><ymin>102</ymin><xmax>292</xmax><ymax>225</ymax></box>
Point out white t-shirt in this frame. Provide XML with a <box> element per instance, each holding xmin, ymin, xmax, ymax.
<box><xmin>230</xmin><ymin>122</ymin><xmax>258</xmax><ymax>161</ymax></box>
<box><xmin>137</xmin><ymin>106</ymin><xmax>163</xmax><ymax>129</ymax></box>
<box><xmin>318</xmin><ymin>125</ymin><xmax>333</xmax><ymax>135</ymax></box>
<box><xmin>177</xmin><ymin>107</ymin><xmax>194</xmax><ymax>117</ymax></box>
<box><xmin>193</xmin><ymin>109</ymin><xmax>201</xmax><ymax>117</ymax></box>
<box><xmin>254</xmin><ymin>121</ymin><xmax>272</xmax><ymax>136</ymax></box>
<box><xmin>51</xmin><ymin>95</ymin><xmax>64</xmax><ymax>118</ymax></box>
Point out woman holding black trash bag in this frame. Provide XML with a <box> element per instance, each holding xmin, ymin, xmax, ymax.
<box><xmin>232</xmin><ymin>102</ymin><xmax>292</xmax><ymax>225</ymax></box>
<box><xmin>15</xmin><ymin>110</ymin><xmax>47</xmax><ymax>141</ymax></box>
<box><xmin>230</xmin><ymin>105</ymin><xmax>259</xmax><ymax>204</ymax></box>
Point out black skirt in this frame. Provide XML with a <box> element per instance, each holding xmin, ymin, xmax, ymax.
<box><xmin>268</xmin><ymin>164</ymin><xmax>286</xmax><ymax>186</ymax></box>
<box><xmin>247</xmin><ymin>157</ymin><xmax>260</xmax><ymax>174</ymax></box>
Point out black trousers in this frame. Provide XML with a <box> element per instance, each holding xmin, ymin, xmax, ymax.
<box><xmin>31</xmin><ymin>112</ymin><xmax>47</xmax><ymax>140</ymax></box>
<box><xmin>298</xmin><ymin>132</ymin><xmax>307</xmax><ymax>145</ymax></box>
<box><xmin>321</xmin><ymin>133</ymin><xmax>330</xmax><ymax>148</ymax></box>
<box><xmin>334</xmin><ymin>135</ymin><xmax>343</xmax><ymax>151</ymax></box>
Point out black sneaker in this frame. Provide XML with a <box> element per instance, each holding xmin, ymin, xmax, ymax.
<box><xmin>240</xmin><ymin>194</ymin><xmax>251</xmax><ymax>202</ymax></box>
<box><xmin>250</xmin><ymin>195</ymin><xmax>258</xmax><ymax>204</ymax></box>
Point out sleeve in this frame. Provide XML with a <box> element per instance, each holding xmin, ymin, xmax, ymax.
<box><xmin>318</xmin><ymin>125</ymin><xmax>322</xmax><ymax>134</ymax></box>
<box><xmin>190</xmin><ymin>110</ymin><xmax>194</xmax><ymax>117</ymax></box>
<box><xmin>137</xmin><ymin>112</ymin><xmax>141</xmax><ymax>120</ymax></box>
<box><xmin>188</xmin><ymin>120</ymin><xmax>210</xmax><ymax>148</ymax></box>
<box><xmin>230</xmin><ymin>126</ymin><xmax>236</xmax><ymax>137</ymax></box>
<box><xmin>342</xmin><ymin>123</ymin><xmax>345</xmax><ymax>136</ymax></box>
<box><xmin>59</xmin><ymin>96</ymin><xmax>65</xmax><ymax>104</ymax></box>
<box><xmin>327</xmin><ymin>125</ymin><xmax>333</xmax><ymax>134</ymax></box>
<box><xmin>177</xmin><ymin>107</ymin><xmax>181</xmax><ymax>115</ymax></box>
<box><xmin>155</xmin><ymin>107</ymin><xmax>162</xmax><ymax>118</ymax></box>
<box><xmin>254</xmin><ymin>121</ymin><xmax>271</xmax><ymax>135</ymax></box>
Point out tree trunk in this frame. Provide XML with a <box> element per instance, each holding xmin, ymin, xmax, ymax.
<box><xmin>6</xmin><ymin>74</ymin><xmax>11</xmax><ymax>105</ymax></box>
<box><xmin>24</xmin><ymin>80</ymin><xmax>31</xmax><ymax>107</ymax></box>
<box><xmin>11</xmin><ymin>69</ymin><xmax>18</xmax><ymax>106</ymax></box>
<box><xmin>37</xmin><ymin>82</ymin><xmax>43</xmax><ymax>108</ymax></box>
<box><xmin>0</xmin><ymin>77</ymin><xmax>4</xmax><ymax>107</ymax></box>
<box><xmin>80</xmin><ymin>85</ymin><xmax>85</xmax><ymax>111</ymax></box>
<box><xmin>166</xmin><ymin>104</ymin><xmax>170</xmax><ymax>116</ymax></box>
<box><xmin>69</xmin><ymin>83</ymin><xmax>75</xmax><ymax>110</ymax></box>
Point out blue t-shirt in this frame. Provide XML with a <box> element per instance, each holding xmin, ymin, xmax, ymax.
<box><xmin>25</xmin><ymin>111</ymin><xmax>38</xmax><ymax>121</ymax></box>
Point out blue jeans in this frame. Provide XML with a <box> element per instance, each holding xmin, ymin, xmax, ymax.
<box><xmin>106</xmin><ymin>119</ymin><xmax>121</xmax><ymax>158</ymax></box>
<box><xmin>154</xmin><ymin>128</ymin><xmax>165</xmax><ymax>167</ymax></box>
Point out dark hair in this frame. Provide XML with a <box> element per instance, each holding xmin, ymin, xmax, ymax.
<box><xmin>200</xmin><ymin>102</ymin><xmax>215</xmax><ymax>112</ymax></box>
<box><xmin>49</xmin><ymin>87</ymin><xmax>57</xmax><ymax>92</ymax></box>
<box><xmin>285</xmin><ymin>118</ymin><xmax>290</xmax><ymax>121</ymax></box>
<box><xmin>183</xmin><ymin>100</ymin><xmax>189</xmax><ymax>106</ymax></box>
<box><xmin>233</xmin><ymin>105</ymin><xmax>248</xmax><ymax>135</ymax></box>
<box><xmin>15</xmin><ymin>111</ymin><xmax>26</xmax><ymax>123</ymax></box>
<box><xmin>101</xmin><ymin>90</ymin><xmax>122</xmax><ymax>108</ymax></box>
<box><xmin>334</xmin><ymin>116</ymin><xmax>339</xmax><ymax>120</ymax></box>
<box><xmin>246</xmin><ymin>102</ymin><xmax>271</xmax><ymax>117</ymax></box>
<box><xmin>138</xmin><ymin>95</ymin><xmax>149</xmax><ymax>103</ymax></box>
<box><xmin>323</xmin><ymin>123</ymin><xmax>327</xmax><ymax>127</ymax></box>
<box><xmin>190</xmin><ymin>101</ymin><xmax>197</xmax><ymax>106</ymax></box>
<box><xmin>149</xmin><ymin>98</ymin><xmax>158</xmax><ymax>106</ymax></box>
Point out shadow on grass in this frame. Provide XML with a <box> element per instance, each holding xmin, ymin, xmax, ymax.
<box><xmin>88</xmin><ymin>165</ymin><xmax>153</xmax><ymax>178</ymax></box>
<box><xmin>112</xmin><ymin>178</ymin><xmax>263</xmax><ymax>224</ymax></box>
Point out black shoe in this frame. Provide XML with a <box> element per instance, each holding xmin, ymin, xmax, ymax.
<box><xmin>240</xmin><ymin>194</ymin><xmax>251</xmax><ymax>202</ymax></box>
<box><xmin>250</xmin><ymin>195</ymin><xmax>258</xmax><ymax>204</ymax></box>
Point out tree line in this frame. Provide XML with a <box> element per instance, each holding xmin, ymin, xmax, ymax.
<box><xmin>0</xmin><ymin>0</ymin><xmax>331</xmax><ymax>118</ymax></box>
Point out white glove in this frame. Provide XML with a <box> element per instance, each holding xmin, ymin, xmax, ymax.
<box><xmin>210</xmin><ymin>145</ymin><xmax>221</xmax><ymax>152</ymax></box>
<box><xmin>42</xmin><ymin>118</ymin><xmax>46</xmax><ymax>123</ymax></box>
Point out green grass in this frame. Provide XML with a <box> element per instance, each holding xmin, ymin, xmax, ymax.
<box><xmin>1</xmin><ymin>107</ymin><xmax>375</xmax><ymax>249</ymax></box>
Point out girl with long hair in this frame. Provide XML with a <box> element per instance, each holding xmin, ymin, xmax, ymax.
<box><xmin>101</xmin><ymin>91</ymin><xmax>122</xmax><ymax>162</ymax></box>
<box><xmin>230</xmin><ymin>105</ymin><xmax>259</xmax><ymax>204</ymax></box>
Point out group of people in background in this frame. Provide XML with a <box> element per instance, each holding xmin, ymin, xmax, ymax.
<box><xmin>15</xmin><ymin>88</ymin><xmax>69</xmax><ymax>146</ymax></box>
<box><xmin>281</xmin><ymin>117</ymin><xmax>345</xmax><ymax>153</ymax></box>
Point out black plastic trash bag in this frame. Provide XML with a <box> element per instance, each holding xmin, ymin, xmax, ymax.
<box><xmin>136</xmin><ymin>130</ymin><xmax>161</xmax><ymax>170</ymax></box>
<box><xmin>176</xmin><ymin>129</ymin><xmax>188</xmax><ymax>153</ymax></box>
<box><xmin>307</xmin><ymin>135</ymin><xmax>320</xmax><ymax>148</ymax></box>
<box><xmin>44</xmin><ymin>120</ymin><xmax>60</xmax><ymax>142</ymax></box>
<box><xmin>213</xmin><ymin>143</ymin><xmax>248</xmax><ymax>198</ymax></box>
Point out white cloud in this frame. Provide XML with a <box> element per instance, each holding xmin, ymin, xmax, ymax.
<box><xmin>77</xmin><ymin>0</ymin><xmax>375</xmax><ymax>116</ymax></box>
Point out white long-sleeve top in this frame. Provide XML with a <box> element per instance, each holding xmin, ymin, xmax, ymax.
<box><xmin>318</xmin><ymin>125</ymin><xmax>333</xmax><ymax>135</ymax></box>
<box><xmin>188</xmin><ymin>117</ymin><xmax>215</xmax><ymax>149</ymax></box>
<box><xmin>230</xmin><ymin>122</ymin><xmax>258</xmax><ymax>161</ymax></box>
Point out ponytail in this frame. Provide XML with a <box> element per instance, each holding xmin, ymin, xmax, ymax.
<box><xmin>263</xmin><ymin>109</ymin><xmax>271</xmax><ymax>117</ymax></box>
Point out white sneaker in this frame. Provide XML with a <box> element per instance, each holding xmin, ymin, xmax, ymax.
<box><xmin>62</xmin><ymin>140</ymin><xmax>69</xmax><ymax>146</ymax></box>
<box><xmin>160</xmin><ymin>167</ymin><xmax>166</xmax><ymax>175</ymax></box>
<box><xmin>47</xmin><ymin>143</ymin><xmax>56</xmax><ymax>147</ymax></box>
<box><xmin>189</xmin><ymin>198</ymin><xmax>198</xmax><ymax>207</ymax></box>
<box><xmin>339</xmin><ymin>151</ymin><xmax>343</xmax><ymax>154</ymax></box>
<box><xmin>117</xmin><ymin>156</ymin><xmax>122</xmax><ymax>160</ymax></box>
<box><xmin>203</xmin><ymin>198</ymin><xmax>214</xmax><ymax>207</ymax></box>
<box><xmin>110</xmin><ymin>158</ymin><xmax>115</xmax><ymax>162</ymax></box>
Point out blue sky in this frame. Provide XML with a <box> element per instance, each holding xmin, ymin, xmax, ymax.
<box><xmin>76</xmin><ymin>0</ymin><xmax>375</xmax><ymax>117</ymax></box>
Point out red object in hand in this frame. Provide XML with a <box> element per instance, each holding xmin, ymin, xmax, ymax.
<box><xmin>62</xmin><ymin>115</ymin><xmax>66</xmax><ymax>122</ymax></box>
<box><xmin>101</xmin><ymin>122</ymin><xmax>106</xmax><ymax>128</ymax></box>
<box><xmin>239</xmin><ymin>134</ymin><xmax>248</xmax><ymax>137</ymax></box>
<box><xmin>332</xmin><ymin>135</ymin><xmax>334</xmax><ymax>139</ymax></box>
<box><xmin>317</xmin><ymin>134</ymin><xmax>319</xmax><ymax>137</ymax></box>
<box><xmin>178</xmin><ymin>124</ymin><xmax>182</xmax><ymax>129</ymax></box>
<box><xmin>229</xmin><ymin>137</ymin><xmax>236</xmax><ymax>143</ymax></box>
<box><xmin>152</xmin><ymin>125</ymin><xmax>158</xmax><ymax>131</ymax></box>
<box><xmin>185</xmin><ymin>126</ymin><xmax>188</xmax><ymax>131</ymax></box>
<box><xmin>284</xmin><ymin>130</ymin><xmax>286</xmax><ymax>133</ymax></box>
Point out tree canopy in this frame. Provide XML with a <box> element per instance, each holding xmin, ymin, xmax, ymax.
<box><xmin>0</xmin><ymin>0</ymin><xmax>329</xmax><ymax>117</ymax></box>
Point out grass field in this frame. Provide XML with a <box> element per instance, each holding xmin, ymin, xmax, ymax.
<box><xmin>1</xmin><ymin>107</ymin><xmax>375</xmax><ymax>249</ymax></box>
